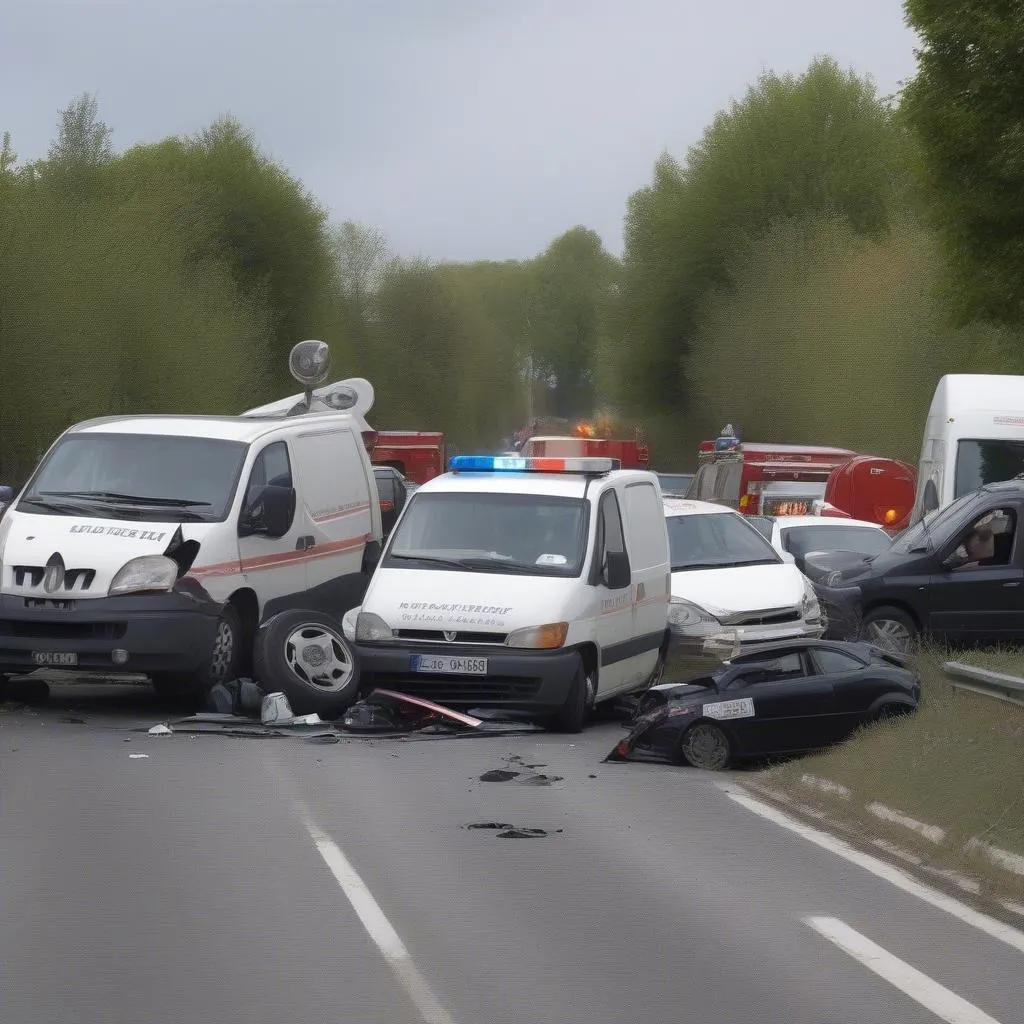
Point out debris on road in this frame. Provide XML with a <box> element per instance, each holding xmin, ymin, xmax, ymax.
<box><xmin>480</xmin><ymin>769</ymin><xmax>520</xmax><ymax>782</ymax></box>
<box><xmin>464</xmin><ymin>822</ymin><xmax>564</xmax><ymax>839</ymax></box>
<box><xmin>148</xmin><ymin>724</ymin><xmax>173</xmax><ymax>736</ymax></box>
<box><xmin>128</xmin><ymin>753</ymin><xmax>149</xmax><ymax>759</ymax></box>
<box><xmin>261</xmin><ymin>691</ymin><xmax>295</xmax><ymax>725</ymax></box>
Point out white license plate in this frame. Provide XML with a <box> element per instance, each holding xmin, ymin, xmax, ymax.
<box><xmin>31</xmin><ymin>651</ymin><xmax>78</xmax><ymax>667</ymax></box>
<box><xmin>411</xmin><ymin>654</ymin><xmax>488</xmax><ymax>675</ymax></box>
<box><xmin>702</xmin><ymin>697</ymin><xmax>755</xmax><ymax>721</ymax></box>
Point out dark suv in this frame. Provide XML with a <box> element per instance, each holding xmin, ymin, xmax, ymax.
<box><xmin>807</xmin><ymin>478</ymin><xmax>1024</xmax><ymax>652</ymax></box>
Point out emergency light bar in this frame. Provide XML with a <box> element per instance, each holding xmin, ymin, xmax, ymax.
<box><xmin>449</xmin><ymin>455</ymin><xmax>619</xmax><ymax>474</ymax></box>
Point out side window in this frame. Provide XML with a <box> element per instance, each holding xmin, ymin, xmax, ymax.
<box><xmin>717</xmin><ymin>462</ymin><xmax>742</xmax><ymax>508</ymax></box>
<box><xmin>246</xmin><ymin>441</ymin><xmax>292</xmax><ymax>505</ymax></box>
<box><xmin>948</xmin><ymin>507</ymin><xmax>1017</xmax><ymax>571</ymax></box>
<box><xmin>599</xmin><ymin>490</ymin><xmax>626</xmax><ymax>558</ymax></box>
<box><xmin>811</xmin><ymin>649</ymin><xmax>864</xmax><ymax>675</ymax></box>
<box><xmin>731</xmin><ymin>652</ymin><xmax>806</xmax><ymax>685</ymax></box>
<box><xmin>376</xmin><ymin>473</ymin><xmax>395</xmax><ymax>508</ymax></box>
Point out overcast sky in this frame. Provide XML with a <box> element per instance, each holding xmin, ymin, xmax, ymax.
<box><xmin>2</xmin><ymin>0</ymin><xmax>918</xmax><ymax>262</ymax></box>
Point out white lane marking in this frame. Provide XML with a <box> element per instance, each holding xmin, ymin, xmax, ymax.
<box><xmin>805</xmin><ymin>916</ymin><xmax>1003</xmax><ymax>1024</ymax></box>
<box><xmin>722</xmin><ymin>786</ymin><xmax>1024</xmax><ymax>955</ymax></box>
<box><xmin>296</xmin><ymin>801</ymin><xmax>457</xmax><ymax>1024</ymax></box>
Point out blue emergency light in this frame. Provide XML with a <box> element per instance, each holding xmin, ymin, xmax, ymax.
<box><xmin>449</xmin><ymin>455</ymin><xmax>619</xmax><ymax>474</ymax></box>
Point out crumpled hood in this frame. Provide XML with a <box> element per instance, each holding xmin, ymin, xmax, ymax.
<box><xmin>363</xmin><ymin>566</ymin><xmax>580</xmax><ymax>634</ymax></box>
<box><xmin>0</xmin><ymin>512</ymin><xmax>214</xmax><ymax>597</ymax></box>
<box><xmin>671</xmin><ymin>562</ymin><xmax>807</xmax><ymax>616</ymax></box>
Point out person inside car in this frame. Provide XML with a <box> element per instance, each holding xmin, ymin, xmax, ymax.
<box><xmin>952</xmin><ymin>510</ymin><xmax>1015</xmax><ymax>569</ymax></box>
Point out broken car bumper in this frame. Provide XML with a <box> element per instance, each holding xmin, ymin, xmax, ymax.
<box><xmin>0</xmin><ymin>588</ymin><xmax>222</xmax><ymax>676</ymax></box>
<box><xmin>354</xmin><ymin>642</ymin><xmax>580</xmax><ymax>711</ymax></box>
<box><xmin>811</xmin><ymin>583</ymin><xmax>863</xmax><ymax>641</ymax></box>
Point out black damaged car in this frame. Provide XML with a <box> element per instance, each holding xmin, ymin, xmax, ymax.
<box><xmin>607</xmin><ymin>639</ymin><xmax>919</xmax><ymax>771</ymax></box>
<box><xmin>806</xmin><ymin>479</ymin><xmax>1024</xmax><ymax>652</ymax></box>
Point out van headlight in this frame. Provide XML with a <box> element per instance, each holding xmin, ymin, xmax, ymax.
<box><xmin>801</xmin><ymin>579</ymin><xmax>822</xmax><ymax>623</ymax></box>
<box><xmin>109</xmin><ymin>555</ymin><xmax>178</xmax><ymax>596</ymax></box>
<box><xmin>355</xmin><ymin>611</ymin><xmax>393</xmax><ymax>642</ymax></box>
<box><xmin>342</xmin><ymin>606</ymin><xmax>360</xmax><ymax>642</ymax></box>
<box><xmin>506</xmin><ymin>622</ymin><xmax>568</xmax><ymax>649</ymax></box>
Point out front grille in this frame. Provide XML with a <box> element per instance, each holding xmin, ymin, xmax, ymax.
<box><xmin>727</xmin><ymin>608</ymin><xmax>801</xmax><ymax>627</ymax></box>
<box><xmin>393</xmin><ymin>629</ymin><xmax>508</xmax><ymax>645</ymax></box>
<box><xmin>11</xmin><ymin>565</ymin><xmax>96</xmax><ymax>592</ymax></box>
<box><xmin>0</xmin><ymin>619</ymin><xmax>126</xmax><ymax>641</ymax></box>
<box><xmin>361</xmin><ymin>672</ymin><xmax>541</xmax><ymax>703</ymax></box>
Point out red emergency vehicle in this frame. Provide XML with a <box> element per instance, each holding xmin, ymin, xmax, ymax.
<box><xmin>521</xmin><ymin>421</ymin><xmax>650</xmax><ymax>470</ymax></box>
<box><xmin>822</xmin><ymin>455</ymin><xmax>916</xmax><ymax>533</ymax></box>
<box><xmin>691</xmin><ymin>427</ymin><xmax>856</xmax><ymax>516</ymax></box>
<box><xmin>371</xmin><ymin>430</ymin><xmax>445</xmax><ymax>485</ymax></box>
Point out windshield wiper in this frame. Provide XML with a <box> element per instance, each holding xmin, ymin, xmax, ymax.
<box><xmin>388</xmin><ymin>554</ymin><xmax>480</xmax><ymax>571</ymax></box>
<box><xmin>456</xmin><ymin>557</ymin><xmax>546</xmax><ymax>574</ymax></box>
<box><xmin>42</xmin><ymin>490</ymin><xmax>212</xmax><ymax>507</ymax></box>
<box><xmin>19</xmin><ymin>495</ymin><xmax>111</xmax><ymax>516</ymax></box>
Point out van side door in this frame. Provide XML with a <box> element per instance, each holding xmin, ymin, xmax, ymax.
<box><xmin>237</xmin><ymin>439</ymin><xmax>306</xmax><ymax>604</ymax></box>
<box><xmin>621</xmin><ymin>479</ymin><xmax>670</xmax><ymax>688</ymax></box>
<box><xmin>590</xmin><ymin>486</ymin><xmax>636</xmax><ymax>697</ymax></box>
<box><xmin>291</xmin><ymin>427</ymin><xmax>375</xmax><ymax>599</ymax></box>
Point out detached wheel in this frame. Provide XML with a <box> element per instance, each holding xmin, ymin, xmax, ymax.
<box><xmin>151</xmin><ymin>604</ymin><xmax>243</xmax><ymax>696</ymax></box>
<box><xmin>550</xmin><ymin>659</ymin><xmax>594</xmax><ymax>734</ymax></box>
<box><xmin>254</xmin><ymin>609</ymin><xmax>360</xmax><ymax>719</ymax></box>
<box><xmin>679</xmin><ymin>721</ymin><xmax>732</xmax><ymax>770</ymax></box>
<box><xmin>861</xmin><ymin>606</ymin><xmax>918</xmax><ymax>654</ymax></box>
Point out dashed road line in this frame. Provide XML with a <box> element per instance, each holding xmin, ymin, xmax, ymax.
<box><xmin>805</xmin><ymin>916</ymin><xmax>1003</xmax><ymax>1024</ymax></box>
<box><xmin>721</xmin><ymin>784</ymin><xmax>1024</xmax><ymax>956</ymax></box>
<box><xmin>296</xmin><ymin>799</ymin><xmax>457</xmax><ymax>1024</ymax></box>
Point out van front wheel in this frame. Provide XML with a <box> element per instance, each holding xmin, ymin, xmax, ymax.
<box><xmin>550</xmin><ymin>659</ymin><xmax>591</xmax><ymax>734</ymax></box>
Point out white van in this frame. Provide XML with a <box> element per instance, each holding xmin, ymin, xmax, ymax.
<box><xmin>347</xmin><ymin>454</ymin><xmax>671</xmax><ymax>732</ymax></box>
<box><xmin>0</xmin><ymin>341</ymin><xmax>382</xmax><ymax>696</ymax></box>
<box><xmin>911</xmin><ymin>374</ymin><xmax>1024</xmax><ymax>526</ymax></box>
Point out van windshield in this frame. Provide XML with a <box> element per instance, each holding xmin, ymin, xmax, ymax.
<box><xmin>18</xmin><ymin>432</ymin><xmax>248</xmax><ymax>522</ymax></box>
<box><xmin>667</xmin><ymin>511</ymin><xmax>782</xmax><ymax>571</ymax></box>
<box><xmin>954</xmin><ymin>439</ymin><xmax>1024</xmax><ymax>498</ymax></box>
<box><xmin>384</xmin><ymin>491</ymin><xmax>588</xmax><ymax>577</ymax></box>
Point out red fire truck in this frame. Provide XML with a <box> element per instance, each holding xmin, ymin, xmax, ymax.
<box><xmin>690</xmin><ymin>427</ymin><xmax>856</xmax><ymax>516</ymax></box>
<box><xmin>520</xmin><ymin>420</ymin><xmax>650</xmax><ymax>470</ymax></box>
<box><xmin>822</xmin><ymin>454</ymin><xmax>916</xmax><ymax>533</ymax></box>
<box><xmin>370</xmin><ymin>430</ymin><xmax>445</xmax><ymax>485</ymax></box>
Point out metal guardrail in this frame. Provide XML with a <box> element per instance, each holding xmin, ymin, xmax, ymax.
<box><xmin>943</xmin><ymin>661</ymin><xmax>1024</xmax><ymax>708</ymax></box>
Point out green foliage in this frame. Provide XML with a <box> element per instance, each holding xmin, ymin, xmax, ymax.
<box><xmin>616</xmin><ymin>57</ymin><xmax>910</xmax><ymax>422</ymax></box>
<box><xmin>901</xmin><ymin>0</ymin><xmax>1024</xmax><ymax>327</ymax></box>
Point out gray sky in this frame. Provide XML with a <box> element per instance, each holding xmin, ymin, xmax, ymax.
<box><xmin>2</xmin><ymin>0</ymin><xmax>918</xmax><ymax>262</ymax></box>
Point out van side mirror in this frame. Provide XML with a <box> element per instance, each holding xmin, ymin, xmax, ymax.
<box><xmin>603</xmin><ymin>550</ymin><xmax>631</xmax><ymax>590</ymax></box>
<box><xmin>239</xmin><ymin>484</ymin><xmax>296</xmax><ymax>539</ymax></box>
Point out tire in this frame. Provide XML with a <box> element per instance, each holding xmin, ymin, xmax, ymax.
<box><xmin>550</xmin><ymin>658</ymin><xmax>592</xmax><ymax>734</ymax></box>
<box><xmin>875</xmin><ymin>701</ymin><xmax>913</xmax><ymax>722</ymax></box>
<box><xmin>151</xmin><ymin>604</ymin><xmax>243</xmax><ymax>696</ymax></box>
<box><xmin>253</xmin><ymin>609</ymin><xmax>360</xmax><ymax>719</ymax></box>
<box><xmin>861</xmin><ymin>606</ymin><xmax>918</xmax><ymax>654</ymax></box>
<box><xmin>678</xmin><ymin>721</ymin><xmax>732</xmax><ymax>770</ymax></box>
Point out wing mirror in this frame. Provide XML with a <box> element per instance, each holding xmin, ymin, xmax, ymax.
<box><xmin>239</xmin><ymin>484</ymin><xmax>296</xmax><ymax>539</ymax></box>
<box><xmin>603</xmin><ymin>550</ymin><xmax>631</xmax><ymax>590</ymax></box>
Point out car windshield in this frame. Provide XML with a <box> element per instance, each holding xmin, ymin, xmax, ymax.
<box><xmin>783</xmin><ymin>525</ymin><xmax>892</xmax><ymax>559</ymax></box>
<box><xmin>892</xmin><ymin>490</ymin><xmax>983</xmax><ymax>553</ymax></box>
<box><xmin>954</xmin><ymin>439</ymin><xmax>1024</xmax><ymax>498</ymax></box>
<box><xmin>18</xmin><ymin>432</ymin><xmax>248</xmax><ymax>522</ymax></box>
<box><xmin>658</xmin><ymin>473</ymin><xmax>692</xmax><ymax>493</ymax></box>
<box><xmin>666</xmin><ymin>511</ymin><xmax>782</xmax><ymax>571</ymax></box>
<box><xmin>745</xmin><ymin>515</ymin><xmax>774</xmax><ymax>539</ymax></box>
<box><xmin>384</xmin><ymin>491</ymin><xmax>588</xmax><ymax>577</ymax></box>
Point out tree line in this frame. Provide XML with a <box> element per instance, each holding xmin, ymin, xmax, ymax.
<box><xmin>1</xmin><ymin>0</ymin><xmax>1020</xmax><ymax>478</ymax></box>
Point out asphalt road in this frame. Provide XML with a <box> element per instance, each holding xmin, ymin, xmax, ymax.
<box><xmin>2</xmin><ymin>680</ymin><xmax>1023</xmax><ymax>1024</ymax></box>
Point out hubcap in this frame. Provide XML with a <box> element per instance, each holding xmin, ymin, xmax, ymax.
<box><xmin>209</xmin><ymin>620</ymin><xmax>235</xmax><ymax>680</ymax></box>
<box><xmin>682</xmin><ymin>723</ymin><xmax>729</xmax><ymax>770</ymax></box>
<box><xmin>285</xmin><ymin>624</ymin><xmax>354</xmax><ymax>692</ymax></box>
<box><xmin>866</xmin><ymin>619</ymin><xmax>912</xmax><ymax>653</ymax></box>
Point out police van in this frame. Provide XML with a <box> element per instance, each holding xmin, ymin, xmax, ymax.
<box><xmin>0</xmin><ymin>341</ymin><xmax>382</xmax><ymax>699</ymax></box>
<box><xmin>345</xmin><ymin>454</ymin><xmax>672</xmax><ymax>732</ymax></box>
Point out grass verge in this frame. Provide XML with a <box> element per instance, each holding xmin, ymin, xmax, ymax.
<box><xmin>756</xmin><ymin>645</ymin><xmax>1024</xmax><ymax>905</ymax></box>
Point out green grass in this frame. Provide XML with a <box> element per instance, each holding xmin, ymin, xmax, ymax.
<box><xmin>759</xmin><ymin>645</ymin><xmax>1024</xmax><ymax>903</ymax></box>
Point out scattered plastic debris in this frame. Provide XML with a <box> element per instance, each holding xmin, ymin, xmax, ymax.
<box><xmin>466</xmin><ymin>822</ymin><xmax>514</xmax><ymax>830</ymax></box>
<box><xmin>148</xmin><ymin>724</ymin><xmax>173</xmax><ymax>736</ymax></box>
<box><xmin>497</xmin><ymin>827</ymin><xmax>562</xmax><ymax>839</ymax></box>
<box><xmin>261</xmin><ymin>692</ymin><xmax>294</xmax><ymax>725</ymax></box>
<box><xmin>208</xmin><ymin>678</ymin><xmax>266</xmax><ymax>715</ymax></box>
<box><xmin>128</xmin><ymin>753</ymin><xmax>149</xmax><ymax>759</ymax></box>
<box><xmin>480</xmin><ymin>769</ymin><xmax>520</xmax><ymax>782</ymax></box>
